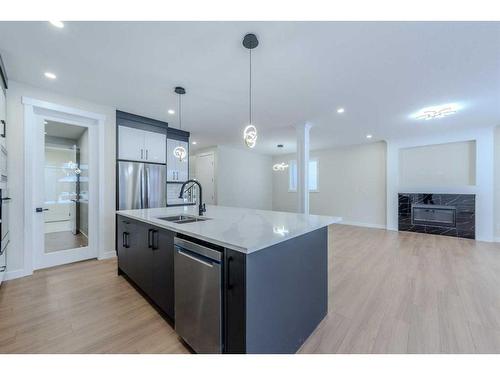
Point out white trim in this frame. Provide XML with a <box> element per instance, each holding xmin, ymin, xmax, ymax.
<box><xmin>338</xmin><ymin>221</ymin><xmax>386</xmax><ymax>229</ymax></box>
<box><xmin>4</xmin><ymin>268</ymin><xmax>32</xmax><ymax>281</ymax></box>
<box><xmin>22</xmin><ymin>96</ymin><xmax>107</xmax><ymax>275</ymax></box>
<box><xmin>98</xmin><ymin>250</ymin><xmax>117</xmax><ymax>260</ymax></box>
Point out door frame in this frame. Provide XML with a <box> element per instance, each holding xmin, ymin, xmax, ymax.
<box><xmin>194</xmin><ymin>150</ymin><xmax>216</xmax><ymax>205</ymax></box>
<box><xmin>23</xmin><ymin>97</ymin><xmax>106</xmax><ymax>273</ymax></box>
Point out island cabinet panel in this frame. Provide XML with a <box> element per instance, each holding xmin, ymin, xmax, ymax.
<box><xmin>224</xmin><ymin>249</ymin><xmax>247</xmax><ymax>354</ymax></box>
<box><xmin>116</xmin><ymin>215</ymin><xmax>175</xmax><ymax>320</ymax></box>
<box><xmin>151</xmin><ymin>228</ymin><xmax>175</xmax><ymax>318</ymax></box>
<box><xmin>244</xmin><ymin>227</ymin><xmax>328</xmax><ymax>354</ymax></box>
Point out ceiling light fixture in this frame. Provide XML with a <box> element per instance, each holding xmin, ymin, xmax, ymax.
<box><xmin>412</xmin><ymin>103</ymin><xmax>461</xmax><ymax>121</ymax></box>
<box><xmin>44</xmin><ymin>72</ymin><xmax>57</xmax><ymax>79</ymax></box>
<box><xmin>173</xmin><ymin>86</ymin><xmax>187</xmax><ymax>161</ymax></box>
<box><xmin>168</xmin><ymin>109</ymin><xmax>175</xmax><ymax>115</ymax></box>
<box><xmin>192</xmin><ymin>141</ymin><xmax>197</xmax><ymax>145</ymax></box>
<box><xmin>273</xmin><ymin>162</ymin><xmax>289</xmax><ymax>171</ymax></box>
<box><xmin>49</xmin><ymin>21</ymin><xmax>64</xmax><ymax>28</ymax></box>
<box><xmin>242</xmin><ymin>33</ymin><xmax>259</xmax><ymax>149</ymax></box>
<box><xmin>366</xmin><ymin>134</ymin><xmax>373</xmax><ymax>139</ymax></box>
<box><xmin>337</xmin><ymin>108</ymin><xmax>345</xmax><ymax>114</ymax></box>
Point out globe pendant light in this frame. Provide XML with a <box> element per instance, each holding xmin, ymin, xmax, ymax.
<box><xmin>242</xmin><ymin>33</ymin><xmax>259</xmax><ymax>148</ymax></box>
<box><xmin>173</xmin><ymin>86</ymin><xmax>187</xmax><ymax>161</ymax></box>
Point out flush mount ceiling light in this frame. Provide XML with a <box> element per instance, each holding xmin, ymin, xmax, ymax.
<box><xmin>44</xmin><ymin>72</ymin><xmax>57</xmax><ymax>79</ymax></box>
<box><xmin>168</xmin><ymin>109</ymin><xmax>175</xmax><ymax>115</ymax></box>
<box><xmin>272</xmin><ymin>162</ymin><xmax>289</xmax><ymax>171</ymax></box>
<box><xmin>412</xmin><ymin>103</ymin><xmax>461</xmax><ymax>120</ymax></box>
<box><xmin>337</xmin><ymin>108</ymin><xmax>345</xmax><ymax>114</ymax></box>
<box><xmin>366</xmin><ymin>134</ymin><xmax>373</xmax><ymax>139</ymax></box>
<box><xmin>173</xmin><ymin>86</ymin><xmax>187</xmax><ymax>161</ymax></box>
<box><xmin>192</xmin><ymin>141</ymin><xmax>197</xmax><ymax>145</ymax></box>
<box><xmin>49</xmin><ymin>21</ymin><xmax>64</xmax><ymax>28</ymax></box>
<box><xmin>242</xmin><ymin>33</ymin><xmax>259</xmax><ymax>149</ymax></box>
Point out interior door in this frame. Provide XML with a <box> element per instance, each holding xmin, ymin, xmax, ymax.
<box><xmin>196</xmin><ymin>153</ymin><xmax>215</xmax><ymax>204</ymax></box>
<box><xmin>32</xmin><ymin>117</ymin><xmax>97</xmax><ymax>270</ymax></box>
<box><xmin>118</xmin><ymin>126</ymin><xmax>145</xmax><ymax>161</ymax></box>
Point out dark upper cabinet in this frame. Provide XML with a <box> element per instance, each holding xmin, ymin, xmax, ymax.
<box><xmin>116</xmin><ymin>215</ymin><xmax>175</xmax><ymax>320</ymax></box>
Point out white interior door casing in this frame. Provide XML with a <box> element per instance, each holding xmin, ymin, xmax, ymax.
<box><xmin>195</xmin><ymin>153</ymin><xmax>215</xmax><ymax>204</ymax></box>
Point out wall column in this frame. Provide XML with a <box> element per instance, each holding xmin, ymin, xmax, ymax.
<box><xmin>296</xmin><ymin>123</ymin><xmax>313</xmax><ymax>214</ymax></box>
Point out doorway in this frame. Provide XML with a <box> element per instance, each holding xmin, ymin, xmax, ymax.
<box><xmin>44</xmin><ymin>121</ymin><xmax>89</xmax><ymax>253</ymax></box>
<box><xmin>23</xmin><ymin>98</ymin><xmax>104</xmax><ymax>272</ymax></box>
<box><xmin>195</xmin><ymin>152</ymin><xmax>215</xmax><ymax>204</ymax></box>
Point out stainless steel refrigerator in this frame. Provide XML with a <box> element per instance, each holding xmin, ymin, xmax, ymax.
<box><xmin>118</xmin><ymin>161</ymin><xmax>166</xmax><ymax>210</ymax></box>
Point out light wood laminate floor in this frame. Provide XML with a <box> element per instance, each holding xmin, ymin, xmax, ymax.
<box><xmin>2</xmin><ymin>224</ymin><xmax>500</xmax><ymax>353</ymax></box>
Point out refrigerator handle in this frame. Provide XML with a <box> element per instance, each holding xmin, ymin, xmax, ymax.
<box><xmin>140</xmin><ymin>167</ymin><xmax>144</xmax><ymax>208</ymax></box>
<box><xmin>144</xmin><ymin>166</ymin><xmax>150</xmax><ymax>208</ymax></box>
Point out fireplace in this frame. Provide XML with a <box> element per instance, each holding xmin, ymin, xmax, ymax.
<box><xmin>398</xmin><ymin>193</ymin><xmax>475</xmax><ymax>239</ymax></box>
<box><xmin>411</xmin><ymin>204</ymin><xmax>456</xmax><ymax>228</ymax></box>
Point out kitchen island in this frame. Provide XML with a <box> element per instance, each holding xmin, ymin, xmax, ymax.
<box><xmin>116</xmin><ymin>205</ymin><xmax>341</xmax><ymax>354</ymax></box>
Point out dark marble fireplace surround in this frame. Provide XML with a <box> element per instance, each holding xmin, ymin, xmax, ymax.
<box><xmin>398</xmin><ymin>193</ymin><xmax>475</xmax><ymax>239</ymax></box>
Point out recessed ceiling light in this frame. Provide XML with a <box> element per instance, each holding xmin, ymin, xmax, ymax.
<box><xmin>49</xmin><ymin>21</ymin><xmax>64</xmax><ymax>28</ymax></box>
<box><xmin>168</xmin><ymin>109</ymin><xmax>175</xmax><ymax>115</ymax></box>
<box><xmin>44</xmin><ymin>72</ymin><xmax>57</xmax><ymax>79</ymax></box>
<box><xmin>412</xmin><ymin>103</ymin><xmax>461</xmax><ymax>120</ymax></box>
<box><xmin>337</xmin><ymin>108</ymin><xmax>345</xmax><ymax>114</ymax></box>
<box><xmin>366</xmin><ymin>134</ymin><xmax>373</xmax><ymax>139</ymax></box>
<box><xmin>44</xmin><ymin>120</ymin><xmax>48</xmax><ymax>125</ymax></box>
<box><xmin>192</xmin><ymin>141</ymin><xmax>197</xmax><ymax>145</ymax></box>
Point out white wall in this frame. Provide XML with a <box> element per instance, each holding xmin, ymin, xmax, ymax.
<box><xmin>495</xmin><ymin>126</ymin><xmax>500</xmax><ymax>240</ymax></box>
<box><xmin>214</xmin><ymin>145</ymin><xmax>273</xmax><ymax>210</ymax></box>
<box><xmin>399</xmin><ymin>141</ymin><xmax>476</xmax><ymax>189</ymax></box>
<box><xmin>386</xmin><ymin>128</ymin><xmax>495</xmax><ymax>242</ymax></box>
<box><xmin>273</xmin><ymin>142</ymin><xmax>387</xmax><ymax>228</ymax></box>
<box><xmin>6</xmin><ymin>80</ymin><xmax>116</xmax><ymax>278</ymax></box>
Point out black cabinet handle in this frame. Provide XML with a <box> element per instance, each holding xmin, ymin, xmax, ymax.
<box><xmin>148</xmin><ymin>229</ymin><xmax>153</xmax><ymax>249</ymax></box>
<box><xmin>227</xmin><ymin>256</ymin><xmax>234</xmax><ymax>290</ymax></box>
<box><xmin>123</xmin><ymin>232</ymin><xmax>130</xmax><ymax>248</ymax></box>
<box><xmin>152</xmin><ymin>230</ymin><xmax>159</xmax><ymax>250</ymax></box>
<box><xmin>1</xmin><ymin>120</ymin><xmax>5</xmax><ymax>138</ymax></box>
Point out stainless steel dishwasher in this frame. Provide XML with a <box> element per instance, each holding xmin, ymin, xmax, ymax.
<box><xmin>174</xmin><ymin>237</ymin><xmax>223</xmax><ymax>354</ymax></box>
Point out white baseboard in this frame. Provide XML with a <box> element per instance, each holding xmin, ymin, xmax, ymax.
<box><xmin>98</xmin><ymin>250</ymin><xmax>116</xmax><ymax>260</ymax></box>
<box><xmin>338</xmin><ymin>221</ymin><xmax>387</xmax><ymax>229</ymax></box>
<box><xmin>4</xmin><ymin>268</ymin><xmax>33</xmax><ymax>281</ymax></box>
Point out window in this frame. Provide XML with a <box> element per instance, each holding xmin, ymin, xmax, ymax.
<box><xmin>289</xmin><ymin>159</ymin><xmax>318</xmax><ymax>192</ymax></box>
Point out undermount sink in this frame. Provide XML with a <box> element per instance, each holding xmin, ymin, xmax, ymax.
<box><xmin>157</xmin><ymin>215</ymin><xmax>211</xmax><ymax>224</ymax></box>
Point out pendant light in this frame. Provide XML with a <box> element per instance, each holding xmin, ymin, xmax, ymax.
<box><xmin>173</xmin><ymin>86</ymin><xmax>187</xmax><ymax>161</ymax></box>
<box><xmin>242</xmin><ymin>33</ymin><xmax>259</xmax><ymax>148</ymax></box>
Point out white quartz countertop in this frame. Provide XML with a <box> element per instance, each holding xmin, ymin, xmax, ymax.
<box><xmin>117</xmin><ymin>205</ymin><xmax>341</xmax><ymax>254</ymax></box>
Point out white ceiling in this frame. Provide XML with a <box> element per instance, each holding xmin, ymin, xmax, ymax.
<box><xmin>0</xmin><ymin>21</ymin><xmax>499</xmax><ymax>155</ymax></box>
